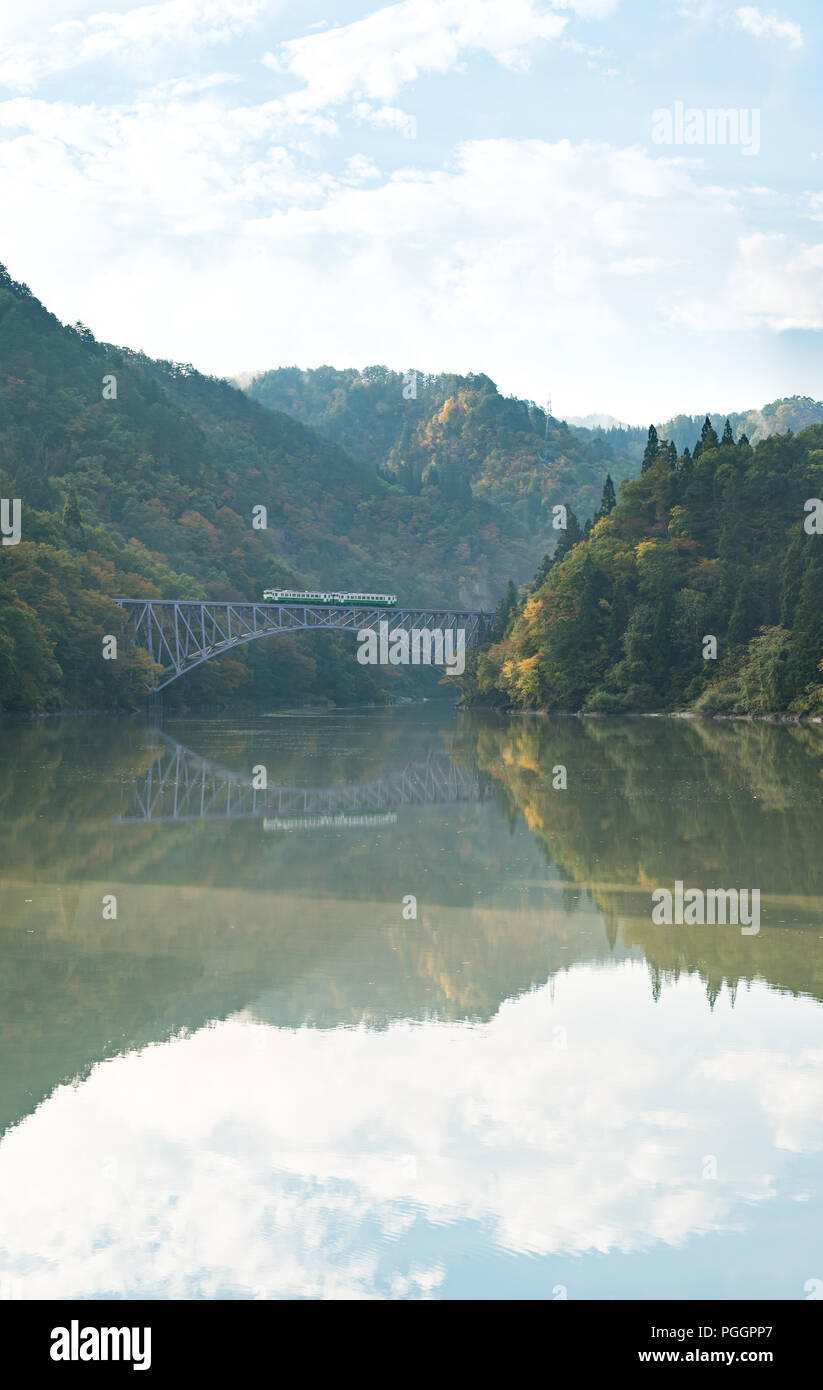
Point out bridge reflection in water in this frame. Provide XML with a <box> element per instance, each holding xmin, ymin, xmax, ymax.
<box><xmin>116</xmin><ymin>732</ymin><xmax>480</xmax><ymax>826</ymax></box>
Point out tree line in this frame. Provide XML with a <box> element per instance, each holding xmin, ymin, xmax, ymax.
<box><xmin>467</xmin><ymin>416</ymin><xmax>823</xmax><ymax>714</ymax></box>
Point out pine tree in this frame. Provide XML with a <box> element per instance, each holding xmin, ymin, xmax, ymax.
<box><xmin>642</xmin><ymin>425</ymin><xmax>660</xmax><ymax>471</ymax></box>
<box><xmin>598</xmin><ymin>473</ymin><xmax>616</xmax><ymax>517</ymax></box>
<box><xmin>62</xmin><ymin>488</ymin><xmax>82</xmax><ymax>529</ymax></box>
<box><xmin>678</xmin><ymin>445</ymin><xmax>693</xmax><ymax>485</ymax></box>
<box><xmin>784</xmin><ymin>550</ymin><xmax>823</xmax><ymax>692</ymax></box>
<box><xmin>650</xmin><ymin>562</ymin><xmax>676</xmax><ymax>695</ymax></box>
<box><xmin>532</xmin><ymin>551</ymin><xmax>553</xmax><ymax>588</ymax></box>
<box><xmin>553</xmin><ymin>509</ymin><xmax>582</xmax><ymax>563</ymax></box>
<box><xmin>726</xmin><ymin>579</ymin><xmax>755</xmax><ymax>647</ymax></box>
<box><xmin>700</xmin><ymin>415</ymin><xmax>719</xmax><ymax>451</ymax></box>
<box><xmin>492</xmin><ymin>580</ymin><xmax>519</xmax><ymax>640</ymax></box>
<box><xmin>667</xmin><ymin>440</ymin><xmax>678</xmax><ymax>467</ymax></box>
<box><xmin>721</xmin><ymin>419</ymin><xmax>734</xmax><ymax>447</ymax></box>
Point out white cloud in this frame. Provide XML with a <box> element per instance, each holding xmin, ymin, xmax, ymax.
<box><xmin>726</xmin><ymin>232</ymin><xmax>823</xmax><ymax>330</ymax></box>
<box><xmin>0</xmin><ymin>965</ymin><xmax>818</xmax><ymax>1298</ymax></box>
<box><xmin>351</xmin><ymin>101</ymin><xmax>417</xmax><ymax>139</ymax></box>
<box><xmin>0</xmin><ymin>0</ymin><xmax>817</xmax><ymax>422</ymax></box>
<box><xmin>701</xmin><ymin>1050</ymin><xmax>823</xmax><ymax>1154</ymax></box>
<box><xmin>0</xmin><ymin>0</ymin><xmax>815</xmax><ymax>423</ymax></box>
<box><xmin>145</xmin><ymin>71</ymin><xmax>243</xmax><ymax>98</ymax></box>
<box><xmin>0</xmin><ymin>85</ymin><xmax>795</xmax><ymax>415</ymax></box>
<box><xmin>679</xmin><ymin>1</ymin><xmax>804</xmax><ymax>47</ymax></box>
<box><xmin>262</xmin><ymin>1</ymin><xmax>584</xmax><ymax>117</ymax></box>
<box><xmin>0</xmin><ymin>2</ymin><xmax>130</xmax><ymax>46</ymax></box>
<box><xmin>677</xmin><ymin>2</ymin><xmax>720</xmax><ymax>20</ymax></box>
<box><xmin>0</xmin><ymin>0</ymin><xmax>270</xmax><ymax>93</ymax></box>
<box><xmin>342</xmin><ymin>152</ymin><xmax>381</xmax><ymax>182</ymax></box>
<box><xmin>735</xmin><ymin>5</ymin><xmax>803</xmax><ymax>48</ymax></box>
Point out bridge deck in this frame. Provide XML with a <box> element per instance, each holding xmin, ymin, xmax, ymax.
<box><xmin>114</xmin><ymin>598</ymin><xmax>487</xmax><ymax>691</ymax></box>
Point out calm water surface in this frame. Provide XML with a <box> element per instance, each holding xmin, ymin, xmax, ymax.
<box><xmin>1</xmin><ymin>706</ymin><xmax>822</xmax><ymax>1299</ymax></box>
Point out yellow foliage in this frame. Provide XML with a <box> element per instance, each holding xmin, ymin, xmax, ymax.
<box><xmin>514</xmin><ymin>654</ymin><xmax>540</xmax><ymax>702</ymax></box>
<box><xmin>437</xmin><ymin>397</ymin><xmax>463</xmax><ymax>425</ymax></box>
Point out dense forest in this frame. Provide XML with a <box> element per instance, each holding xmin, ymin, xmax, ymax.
<box><xmin>467</xmin><ymin>416</ymin><xmax>823</xmax><ymax>714</ymax></box>
<box><xmin>244</xmin><ymin>364</ymin><xmax>636</xmax><ymax>525</ymax></box>
<box><xmin>0</xmin><ymin>265</ymin><xmax>620</xmax><ymax>714</ymax></box>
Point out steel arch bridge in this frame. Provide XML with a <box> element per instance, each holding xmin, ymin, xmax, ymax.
<box><xmin>115</xmin><ymin>599</ymin><xmax>486</xmax><ymax>691</ymax></box>
<box><xmin>117</xmin><ymin>733</ymin><xmax>480</xmax><ymax>825</ymax></box>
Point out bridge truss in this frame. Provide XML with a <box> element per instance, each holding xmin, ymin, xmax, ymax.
<box><xmin>114</xmin><ymin>599</ymin><xmax>486</xmax><ymax>691</ymax></box>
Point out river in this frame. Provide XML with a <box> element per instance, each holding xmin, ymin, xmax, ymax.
<box><xmin>1</xmin><ymin>706</ymin><xmax>821</xmax><ymax>1299</ymax></box>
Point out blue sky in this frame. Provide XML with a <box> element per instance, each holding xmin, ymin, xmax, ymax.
<box><xmin>1</xmin><ymin>1</ymin><xmax>821</xmax><ymax>422</ymax></box>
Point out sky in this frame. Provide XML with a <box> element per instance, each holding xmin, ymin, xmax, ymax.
<box><xmin>1</xmin><ymin>0</ymin><xmax>822</xmax><ymax>423</ymax></box>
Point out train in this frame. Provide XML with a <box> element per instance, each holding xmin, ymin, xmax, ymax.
<box><xmin>262</xmin><ymin>588</ymin><xmax>397</xmax><ymax>606</ymax></box>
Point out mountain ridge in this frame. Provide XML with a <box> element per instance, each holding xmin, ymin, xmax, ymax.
<box><xmin>0</xmin><ymin>264</ymin><xmax>619</xmax><ymax>711</ymax></box>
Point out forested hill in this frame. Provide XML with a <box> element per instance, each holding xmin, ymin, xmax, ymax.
<box><xmin>243</xmin><ymin>365</ymin><xmax>636</xmax><ymax>526</ymax></box>
<box><xmin>468</xmin><ymin>417</ymin><xmax>823</xmax><ymax>715</ymax></box>
<box><xmin>0</xmin><ymin>265</ymin><xmax>391</xmax><ymax>711</ymax></box>
<box><xmin>0</xmin><ymin>264</ymin><xmax>625</xmax><ymax>713</ymax></box>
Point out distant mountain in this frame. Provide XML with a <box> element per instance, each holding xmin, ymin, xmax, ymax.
<box><xmin>570</xmin><ymin>396</ymin><xmax>823</xmax><ymax>464</ymax></box>
<box><xmin>566</xmin><ymin>412</ymin><xmax>632</xmax><ymax>430</ymax></box>
<box><xmin>243</xmin><ymin>365</ymin><xmax>636</xmax><ymax>537</ymax></box>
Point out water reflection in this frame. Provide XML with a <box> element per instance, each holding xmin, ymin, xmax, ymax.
<box><xmin>117</xmin><ymin>730</ymin><xmax>480</xmax><ymax>824</ymax></box>
<box><xmin>0</xmin><ymin>709</ymin><xmax>821</xmax><ymax>1299</ymax></box>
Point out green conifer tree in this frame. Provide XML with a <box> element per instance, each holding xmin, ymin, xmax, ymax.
<box><xmin>62</xmin><ymin>488</ymin><xmax>83</xmax><ymax>530</ymax></box>
<box><xmin>598</xmin><ymin>474</ymin><xmax>617</xmax><ymax>517</ymax></box>
<box><xmin>642</xmin><ymin>425</ymin><xmax>660</xmax><ymax>471</ymax></box>
<box><xmin>700</xmin><ymin>415</ymin><xmax>719</xmax><ymax>451</ymax></box>
<box><xmin>492</xmin><ymin>580</ymin><xmax>519</xmax><ymax>641</ymax></box>
<box><xmin>553</xmin><ymin>509</ymin><xmax>582</xmax><ymax>563</ymax></box>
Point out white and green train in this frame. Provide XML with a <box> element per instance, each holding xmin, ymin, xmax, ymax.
<box><xmin>262</xmin><ymin>588</ymin><xmax>397</xmax><ymax>606</ymax></box>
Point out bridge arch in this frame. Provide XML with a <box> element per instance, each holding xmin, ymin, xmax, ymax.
<box><xmin>115</xmin><ymin>599</ymin><xmax>486</xmax><ymax>691</ymax></box>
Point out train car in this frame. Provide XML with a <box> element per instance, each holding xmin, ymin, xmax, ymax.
<box><xmin>342</xmin><ymin>592</ymin><xmax>398</xmax><ymax>606</ymax></box>
<box><xmin>262</xmin><ymin>589</ymin><xmax>397</xmax><ymax>606</ymax></box>
<box><xmin>262</xmin><ymin>589</ymin><xmax>334</xmax><ymax>603</ymax></box>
